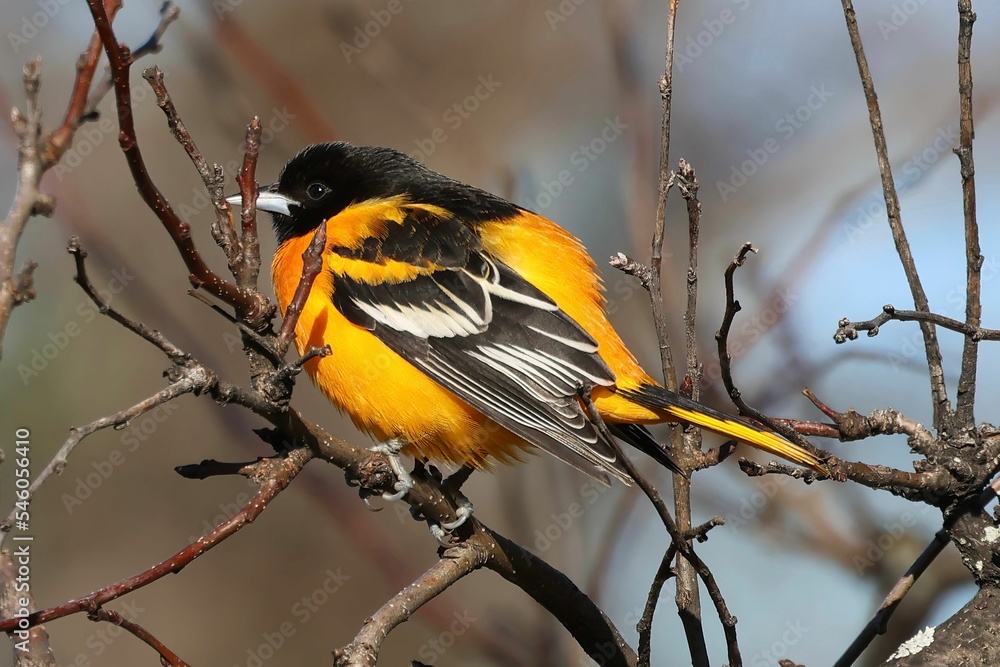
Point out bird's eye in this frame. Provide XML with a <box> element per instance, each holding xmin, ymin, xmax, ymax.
<box><xmin>306</xmin><ymin>182</ymin><xmax>330</xmax><ymax>200</ymax></box>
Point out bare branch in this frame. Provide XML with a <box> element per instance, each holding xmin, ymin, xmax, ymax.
<box><xmin>68</xmin><ymin>237</ymin><xmax>189</xmax><ymax>362</ymax></box>
<box><xmin>838</xmin><ymin>0</ymin><xmax>950</xmax><ymax>430</ymax></box>
<box><xmin>0</xmin><ymin>60</ymin><xmax>49</xmax><ymax>360</ymax></box>
<box><xmin>610</xmin><ymin>252</ymin><xmax>653</xmax><ymax>291</ymax></box>
<box><xmin>954</xmin><ymin>0</ymin><xmax>980</xmax><ymax>430</ymax></box>
<box><xmin>637</xmin><ymin>546</ymin><xmax>676</xmax><ymax>667</ymax></box>
<box><xmin>648</xmin><ymin>0</ymin><xmax>680</xmax><ymax>393</ymax></box>
<box><xmin>143</xmin><ymin>66</ymin><xmax>243</xmax><ymax>286</ymax></box>
<box><xmin>0</xmin><ymin>0</ymin><xmax>171</xmax><ymax>358</ymax></box>
<box><xmin>801</xmin><ymin>388</ymin><xmax>936</xmax><ymax>453</ymax></box>
<box><xmin>835</xmin><ymin>305</ymin><xmax>1000</xmax><ymax>343</ymax></box>
<box><xmin>0</xmin><ymin>450</ymin><xmax>311</xmax><ymax>633</ymax></box>
<box><xmin>236</xmin><ymin>118</ymin><xmax>263</xmax><ymax>288</ymax></box>
<box><xmin>276</xmin><ymin>222</ymin><xmax>327</xmax><ymax>358</ymax></box>
<box><xmin>334</xmin><ymin>537</ymin><xmax>487</xmax><ymax>666</ymax></box>
<box><xmin>84</xmin><ymin>0</ymin><xmax>268</xmax><ymax>322</ymax></box>
<box><xmin>673</xmin><ymin>157</ymin><xmax>709</xmax><ymax>667</ymax></box>
<box><xmin>87</xmin><ymin>609</ymin><xmax>190</xmax><ymax>667</ymax></box>
<box><xmin>580</xmin><ymin>392</ymin><xmax>742</xmax><ymax>667</ymax></box>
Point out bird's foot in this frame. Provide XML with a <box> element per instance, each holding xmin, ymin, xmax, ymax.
<box><xmin>427</xmin><ymin>467</ymin><xmax>475</xmax><ymax>543</ymax></box>
<box><xmin>371</xmin><ymin>438</ymin><xmax>413</xmax><ymax>501</ymax></box>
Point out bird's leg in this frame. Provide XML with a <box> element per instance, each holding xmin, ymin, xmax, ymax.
<box><xmin>371</xmin><ymin>437</ymin><xmax>413</xmax><ymax>501</ymax></box>
<box><xmin>439</xmin><ymin>465</ymin><xmax>475</xmax><ymax>531</ymax></box>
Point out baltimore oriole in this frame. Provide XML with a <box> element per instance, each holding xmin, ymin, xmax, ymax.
<box><xmin>228</xmin><ymin>142</ymin><xmax>824</xmax><ymax>504</ymax></box>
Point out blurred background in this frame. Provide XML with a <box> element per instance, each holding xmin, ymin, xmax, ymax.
<box><xmin>1</xmin><ymin>0</ymin><xmax>998</xmax><ymax>665</ymax></box>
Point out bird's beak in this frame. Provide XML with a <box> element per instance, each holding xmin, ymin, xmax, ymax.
<box><xmin>225</xmin><ymin>183</ymin><xmax>300</xmax><ymax>216</ymax></box>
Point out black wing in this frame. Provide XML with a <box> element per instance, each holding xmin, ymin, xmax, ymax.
<box><xmin>329</xmin><ymin>207</ymin><xmax>631</xmax><ymax>485</ymax></box>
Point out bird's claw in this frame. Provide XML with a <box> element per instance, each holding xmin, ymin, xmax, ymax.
<box><xmin>371</xmin><ymin>438</ymin><xmax>414</xmax><ymax>501</ymax></box>
<box><xmin>429</xmin><ymin>470</ymin><xmax>475</xmax><ymax>538</ymax></box>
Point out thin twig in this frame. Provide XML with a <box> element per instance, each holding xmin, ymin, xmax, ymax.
<box><xmin>637</xmin><ymin>545</ymin><xmax>677</xmax><ymax>667</ymax></box>
<box><xmin>0</xmin><ymin>61</ymin><xmax>47</xmax><ymax>360</ymax></box>
<box><xmin>0</xmin><ymin>0</ymin><xmax>167</xmax><ymax>358</ymax></box>
<box><xmin>276</xmin><ymin>222</ymin><xmax>327</xmax><ymax>358</ymax></box>
<box><xmin>610</xmin><ymin>253</ymin><xmax>654</xmax><ymax>291</ymax></box>
<box><xmin>648</xmin><ymin>0</ymin><xmax>680</xmax><ymax>393</ymax></box>
<box><xmin>68</xmin><ymin>237</ymin><xmax>190</xmax><ymax>362</ymax></box>
<box><xmin>672</xmin><ymin>158</ymin><xmax>709</xmax><ymax>667</ymax></box>
<box><xmin>0</xmin><ymin>450</ymin><xmax>311</xmax><ymax>632</ymax></box>
<box><xmin>954</xmin><ymin>0</ymin><xmax>980</xmax><ymax>430</ymax></box>
<box><xmin>83</xmin><ymin>1</ymin><xmax>178</xmax><ymax>115</ymax></box>
<box><xmin>839</xmin><ymin>0</ymin><xmax>950</xmax><ymax>430</ymax></box>
<box><xmin>334</xmin><ymin>537</ymin><xmax>488</xmax><ymax>666</ymax></box>
<box><xmin>801</xmin><ymin>388</ymin><xmax>936</xmax><ymax>453</ymax></box>
<box><xmin>715</xmin><ymin>244</ymin><xmax>827</xmax><ymax>464</ymax></box>
<box><xmin>237</xmin><ymin>118</ymin><xmax>263</xmax><ymax>288</ymax></box>
<box><xmin>46</xmin><ymin>0</ymin><xmax>123</xmax><ymax>163</ymax></box>
<box><xmin>835</xmin><ymin>305</ymin><xmax>1000</xmax><ymax>343</ymax></box>
<box><xmin>143</xmin><ymin>66</ymin><xmax>243</xmax><ymax>286</ymax></box>
<box><xmin>84</xmin><ymin>0</ymin><xmax>267</xmax><ymax>322</ymax></box>
<box><xmin>714</xmin><ymin>245</ymin><xmax>962</xmax><ymax>498</ymax></box>
<box><xmin>88</xmin><ymin>609</ymin><xmax>190</xmax><ymax>667</ymax></box>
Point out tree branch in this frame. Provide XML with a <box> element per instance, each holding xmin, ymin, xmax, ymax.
<box><xmin>835</xmin><ymin>305</ymin><xmax>1000</xmax><ymax>344</ymax></box>
<box><xmin>672</xmin><ymin>158</ymin><xmax>709</xmax><ymax>667</ymax></box>
<box><xmin>648</xmin><ymin>0</ymin><xmax>680</xmax><ymax>394</ymax></box>
<box><xmin>954</xmin><ymin>0</ymin><xmax>980</xmax><ymax>431</ymax></box>
<box><xmin>334</xmin><ymin>534</ymin><xmax>488</xmax><ymax>666</ymax></box>
<box><xmin>0</xmin><ymin>449</ymin><xmax>310</xmax><ymax>632</ymax></box>
<box><xmin>84</xmin><ymin>0</ymin><xmax>268</xmax><ymax>322</ymax></box>
<box><xmin>838</xmin><ymin>0</ymin><xmax>950</xmax><ymax>430</ymax></box>
<box><xmin>87</xmin><ymin>609</ymin><xmax>190</xmax><ymax>667</ymax></box>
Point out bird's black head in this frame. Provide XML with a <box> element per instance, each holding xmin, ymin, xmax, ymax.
<box><xmin>228</xmin><ymin>141</ymin><xmax>521</xmax><ymax>245</ymax></box>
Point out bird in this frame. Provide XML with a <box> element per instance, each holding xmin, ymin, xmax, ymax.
<box><xmin>228</xmin><ymin>142</ymin><xmax>825</xmax><ymax>516</ymax></box>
